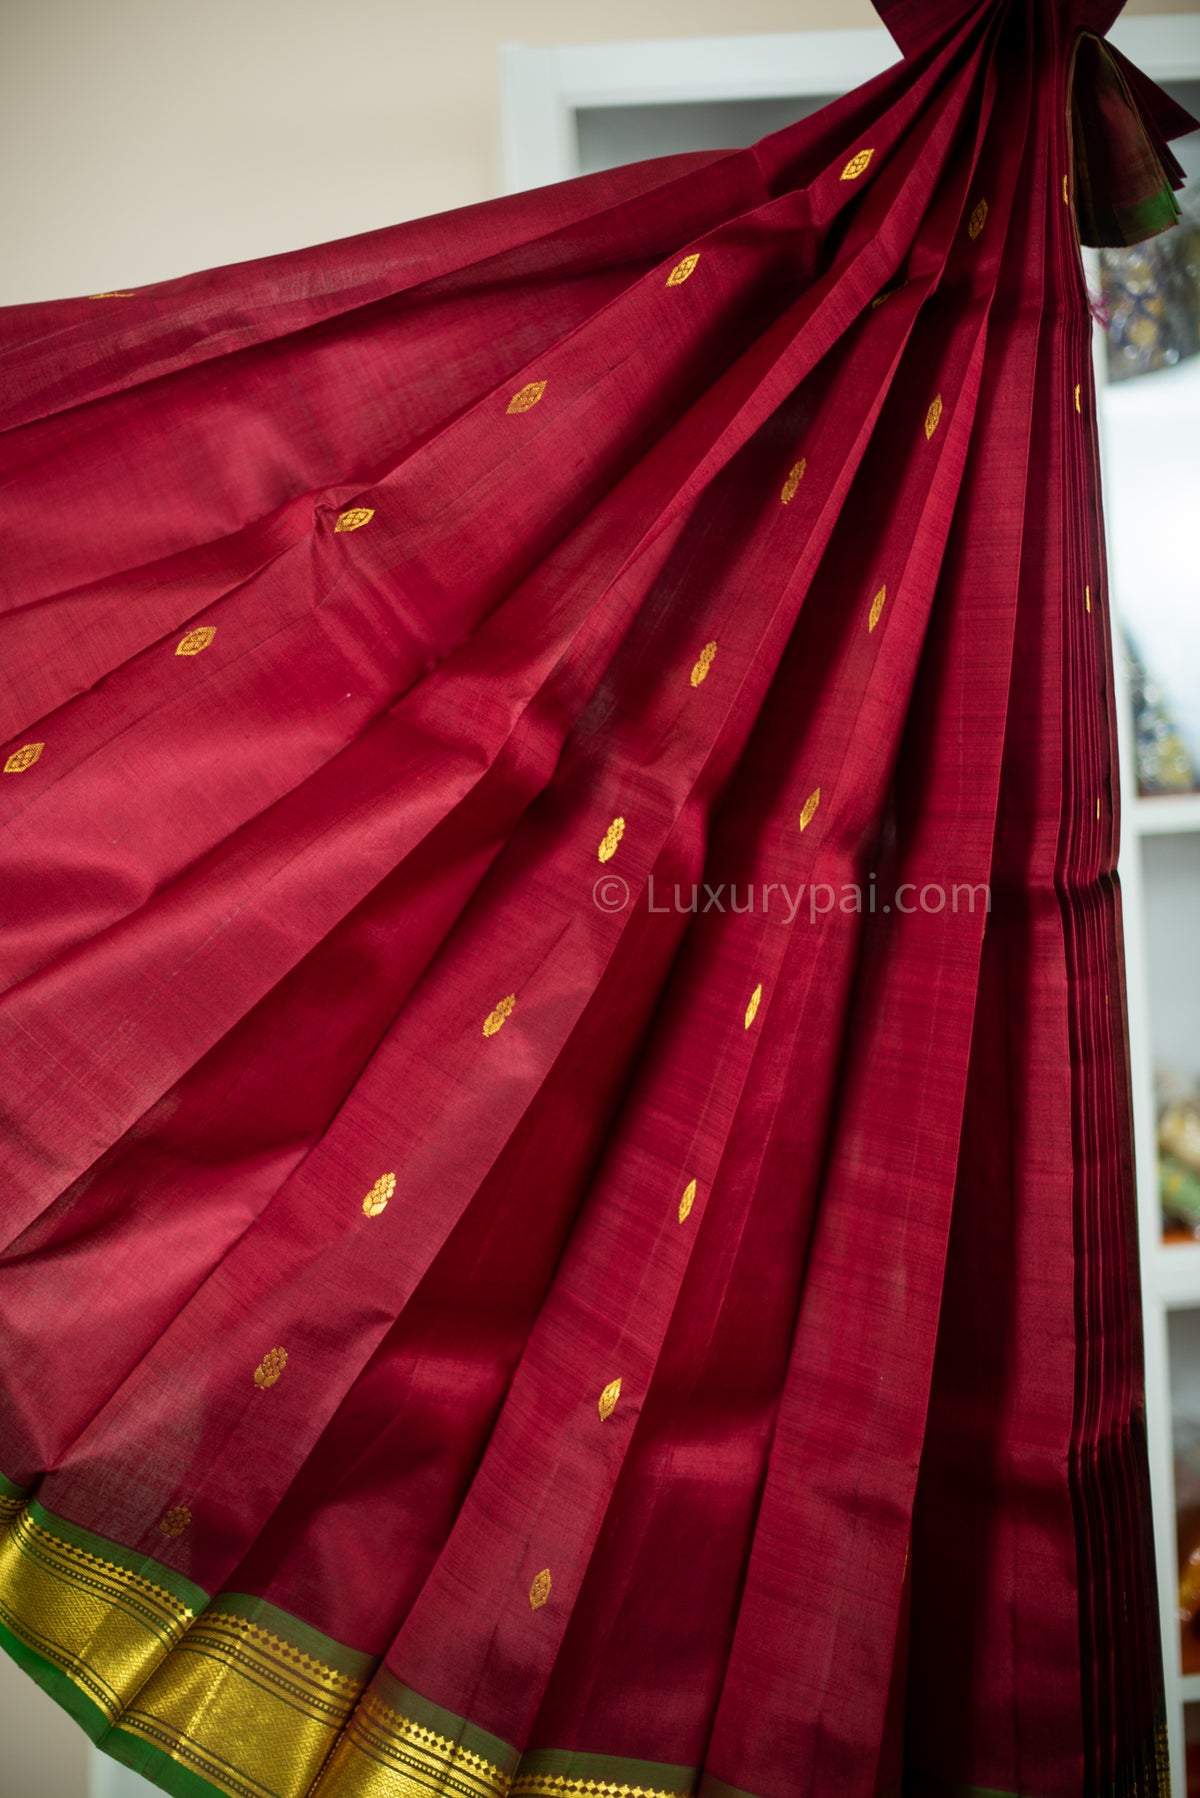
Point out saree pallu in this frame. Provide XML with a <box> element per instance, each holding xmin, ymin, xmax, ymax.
<box><xmin>0</xmin><ymin>1</ymin><xmax>1191</xmax><ymax>1793</ymax></box>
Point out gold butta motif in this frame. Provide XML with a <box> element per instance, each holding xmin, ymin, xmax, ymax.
<box><xmin>598</xmin><ymin>817</ymin><xmax>626</xmax><ymax>863</ymax></box>
<box><xmin>666</xmin><ymin>253</ymin><xmax>700</xmax><ymax>286</ymax></box>
<box><xmin>158</xmin><ymin>1505</ymin><xmax>192</xmax><ymax>1539</ymax></box>
<box><xmin>968</xmin><ymin>197</ymin><xmax>988</xmax><ymax>240</ymax></box>
<box><xmin>4</xmin><ymin>743</ymin><xmax>43</xmax><ymax>774</ymax></box>
<box><xmin>176</xmin><ymin>626</ymin><xmax>216</xmax><ymax>656</ymax></box>
<box><xmin>799</xmin><ymin>788</ymin><xmax>821</xmax><ymax>832</ymax></box>
<box><xmin>362</xmin><ymin>1173</ymin><xmax>396</xmax><ymax>1217</ymax></box>
<box><xmin>868</xmin><ymin>585</ymin><xmax>887</xmax><ymax>632</ymax></box>
<box><xmin>529</xmin><ymin>1568</ymin><xmax>552</xmax><ymax>1610</ymax></box>
<box><xmin>334</xmin><ymin>507</ymin><xmax>374</xmax><ymax>532</ymax></box>
<box><xmin>841</xmin><ymin>148</ymin><xmax>874</xmax><ymax>180</ymax></box>
<box><xmin>598</xmin><ymin>1378</ymin><xmax>622</xmax><ymax>1421</ymax></box>
<box><xmin>253</xmin><ymin>1347</ymin><xmax>288</xmax><ymax>1390</ymax></box>
<box><xmin>507</xmin><ymin>380</ymin><xmax>547</xmax><ymax>414</ymax></box>
<box><xmin>744</xmin><ymin>984</ymin><xmax>762</xmax><ymax>1030</ymax></box>
<box><xmin>678</xmin><ymin>1178</ymin><xmax>697</xmax><ymax>1223</ymax></box>
<box><xmin>781</xmin><ymin>459</ymin><xmax>806</xmax><ymax>504</ymax></box>
<box><xmin>483</xmin><ymin>994</ymin><xmax>516</xmax><ymax>1037</ymax></box>
<box><xmin>690</xmin><ymin>640</ymin><xmax>717</xmax><ymax>687</ymax></box>
<box><xmin>924</xmin><ymin>394</ymin><xmax>943</xmax><ymax>440</ymax></box>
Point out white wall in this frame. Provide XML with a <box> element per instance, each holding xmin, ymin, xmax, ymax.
<box><xmin>0</xmin><ymin>0</ymin><xmax>887</xmax><ymax>307</ymax></box>
<box><xmin>4</xmin><ymin>0</ymin><xmax>1195</xmax><ymax>308</ymax></box>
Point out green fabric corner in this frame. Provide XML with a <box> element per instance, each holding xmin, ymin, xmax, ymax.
<box><xmin>0</xmin><ymin>1612</ymin><xmax>219</xmax><ymax>1798</ymax></box>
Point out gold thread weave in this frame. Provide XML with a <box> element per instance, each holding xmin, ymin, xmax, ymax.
<box><xmin>689</xmin><ymin>642</ymin><xmax>717</xmax><ymax>687</ymax></box>
<box><xmin>483</xmin><ymin>994</ymin><xmax>516</xmax><ymax>1037</ymax></box>
<box><xmin>122</xmin><ymin>1610</ymin><xmax>363</xmax><ymax>1798</ymax></box>
<box><xmin>868</xmin><ymin>585</ymin><xmax>887</xmax><ymax>632</ymax></box>
<box><xmin>0</xmin><ymin>1501</ymin><xmax>695</xmax><ymax>1798</ymax></box>
<box><xmin>666</xmin><ymin>254</ymin><xmax>699</xmax><ymax>286</ymax></box>
<box><xmin>0</xmin><ymin>1508</ymin><xmax>194</xmax><ymax>1722</ymax></box>
<box><xmin>840</xmin><ymin>149</ymin><xmax>874</xmax><ymax>180</ymax></box>
<box><xmin>334</xmin><ymin>507</ymin><xmax>374</xmax><ymax>533</ymax></box>
<box><xmin>598</xmin><ymin>818</ymin><xmax>626</xmax><ymax>863</ymax></box>
<box><xmin>4</xmin><ymin>743</ymin><xmax>43</xmax><ymax>774</ymax></box>
<box><xmin>253</xmin><ymin>1347</ymin><xmax>288</xmax><ymax>1390</ymax></box>
<box><xmin>510</xmin><ymin>1778</ymin><xmax>691</xmax><ymax>1797</ymax></box>
<box><xmin>507</xmin><ymin>381</ymin><xmax>546</xmax><ymax>414</ymax></box>
<box><xmin>780</xmin><ymin>459</ymin><xmax>806</xmax><ymax>504</ymax></box>
<box><xmin>362</xmin><ymin>1173</ymin><xmax>395</xmax><ymax>1217</ymax></box>
<box><xmin>176</xmin><ymin>627</ymin><xmax>216</xmax><ymax>657</ymax></box>
<box><xmin>314</xmin><ymin>1689</ymin><xmax>509</xmax><ymax>1798</ymax></box>
<box><xmin>529</xmin><ymin>1569</ymin><xmax>552</xmax><ymax>1611</ymax></box>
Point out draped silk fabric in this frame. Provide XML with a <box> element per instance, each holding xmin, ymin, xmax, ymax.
<box><xmin>0</xmin><ymin>2</ymin><xmax>1192</xmax><ymax>1794</ymax></box>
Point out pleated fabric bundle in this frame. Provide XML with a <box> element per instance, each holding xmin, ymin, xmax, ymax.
<box><xmin>0</xmin><ymin>1</ymin><xmax>1192</xmax><ymax>1793</ymax></box>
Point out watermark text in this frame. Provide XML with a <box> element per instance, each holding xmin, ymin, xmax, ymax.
<box><xmin>591</xmin><ymin>873</ymin><xmax>990</xmax><ymax>922</ymax></box>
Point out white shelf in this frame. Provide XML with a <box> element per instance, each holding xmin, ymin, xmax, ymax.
<box><xmin>1133</xmin><ymin>794</ymin><xmax>1200</xmax><ymax>836</ymax></box>
<box><xmin>1096</xmin><ymin>76</ymin><xmax>1200</xmax><ymax>1786</ymax></box>
<box><xmin>1152</xmin><ymin>1244</ymin><xmax>1200</xmax><ymax>1309</ymax></box>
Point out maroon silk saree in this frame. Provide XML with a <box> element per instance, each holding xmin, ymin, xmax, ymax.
<box><xmin>0</xmin><ymin>1</ymin><xmax>1192</xmax><ymax>1793</ymax></box>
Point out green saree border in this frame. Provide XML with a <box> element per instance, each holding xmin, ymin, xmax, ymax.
<box><xmin>0</xmin><ymin>1482</ymin><xmax>697</xmax><ymax>1798</ymax></box>
<box><xmin>0</xmin><ymin>1610</ymin><xmax>222</xmax><ymax>1798</ymax></box>
<box><xmin>23</xmin><ymin>1495</ymin><xmax>207</xmax><ymax>1610</ymax></box>
<box><xmin>209</xmin><ymin>1590</ymin><xmax>374</xmax><ymax>1685</ymax></box>
<box><xmin>515</xmin><ymin>1743</ymin><xmax>694</xmax><ymax>1792</ymax></box>
<box><xmin>5</xmin><ymin>1474</ymin><xmax>1160</xmax><ymax>1798</ymax></box>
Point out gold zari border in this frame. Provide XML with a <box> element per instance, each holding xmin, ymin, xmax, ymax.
<box><xmin>316</xmin><ymin>1692</ymin><xmax>693</xmax><ymax>1798</ymax></box>
<box><xmin>123</xmin><ymin>1611</ymin><xmax>365</xmax><ymax>1798</ymax></box>
<box><xmin>314</xmin><ymin>1690</ymin><xmax>509</xmax><ymax>1798</ymax></box>
<box><xmin>0</xmin><ymin>1495</ymin><xmax>692</xmax><ymax>1798</ymax></box>
<box><xmin>510</xmin><ymin>1780</ymin><xmax>692</xmax><ymax>1797</ymax></box>
<box><xmin>0</xmin><ymin>1505</ymin><xmax>194</xmax><ymax>1719</ymax></box>
<box><xmin>0</xmin><ymin>1490</ymin><xmax>26</xmax><ymax>1527</ymax></box>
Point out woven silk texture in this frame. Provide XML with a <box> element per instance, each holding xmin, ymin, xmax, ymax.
<box><xmin>0</xmin><ymin>0</ymin><xmax>1193</xmax><ymax>1794</ymax></box>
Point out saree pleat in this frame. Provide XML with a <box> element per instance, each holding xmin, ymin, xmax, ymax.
<box><xmin>907</xmin><ymin>15</ymin><xmax>1160</xmax><ymax>1796</ymax></box>
<box><xmin>0</xmin><ymin>1</ymin><xmax>1190</xmax><ymax>1795</ymax></box>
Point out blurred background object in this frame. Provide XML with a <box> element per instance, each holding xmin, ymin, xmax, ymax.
<box><xmin>1103</xmin><ymin>188</ymin><xmax>1200</xmax><ymax>380</ymax></box>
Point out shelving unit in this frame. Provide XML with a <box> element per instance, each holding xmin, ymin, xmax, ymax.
<box><xmin>1103</xmin><ymin>324</ymin><xmax>1200</xmax><ymax>1796</ymax></box>
<box><xmin>1136</xmin><ymin>794</ymin><xmax>1200</xmax><ymax>837</ymax></box>
<box><xmin>1114</xmin><ymin>765</ymin><xmax>1200</xmax><ymax>1791</ymax></box>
